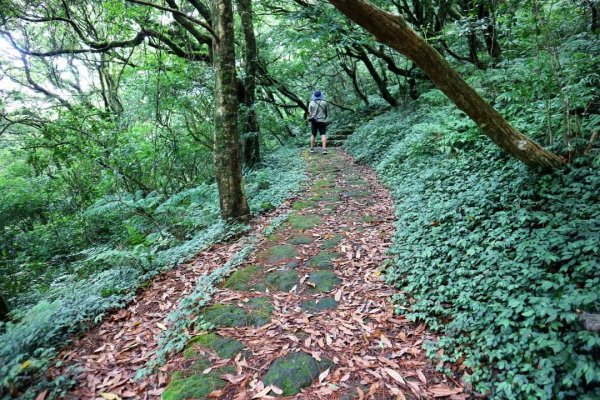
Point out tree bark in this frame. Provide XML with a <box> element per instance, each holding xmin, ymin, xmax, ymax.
<box><xmin>0</xmin><ymin>294</ymin><xmax>9</xmax><ymax>322</ymax></box>
<box><xmin>327</xmin><ymin>0</ymin><xmax>565</xmax><ymax>170</ymax></box>
<box><xmin>340</xmin><ymin>59</ymin><xmax>369</xmax><ymax>105</ymax></box>
<box><xmin>212</xmin><ymin>0</ymin><xmax>251</xmax><ymax>221</ymax></box>
<box><xmin>347</xmin><ymin>46</ymin><xmax>398</xmax><ymax>107</ymax></box>
<box><xmin>237</xmin><ymin>0</ymin><xmax>261</xmax><ymax>167</ymax></box>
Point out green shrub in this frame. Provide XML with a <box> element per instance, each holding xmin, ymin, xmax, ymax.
<box><xmin>346</xmin><ymin>105</ymin><xmax>600</xmax><ymax>399</ymax></box>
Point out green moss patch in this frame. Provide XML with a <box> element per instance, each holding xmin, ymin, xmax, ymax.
<box><xmin>308</xmin><ymin>251</ymin><xmax>341</xmax><ymax>270</ymax></box>
<box><xmin>201</xmin><ymin>299</ymin><xmax>273</xmax><ymax>328</ymax></box>
<box><xmin>307</xmin><ymin>271</ymin><xmax>341</xmax><ymax>293</ymax></box>
<box><xmin>300</xmin><ymin>297</ymin><xmax>338</xmax><ymax>313</ymax></box>
<box><xmin>290</xmin><ymin>234</ymin><xmax>312</xmax><ymax>245</ymax></box>
<box><xmin>289</xmin><ymin>214</ymin><xmax>322</xmax><ymax>230</ymax></box>
<box><xmin>321</xmin><ymin>234</ymin><xmax>343</xmax><ymax>249</ymax></box>
<box><xmin>361</xmin><ymin>214</ymin><xmax>376</xmax><ymax>223</ymax></box>
<box><xmin>163</xmin><ymin>369</ymin><xmax>224</xmax><ymax>400</ymax></box>
<box><xmin>264</xmin><ymin>244</ymin><xmax>298</xmax><ymax>264</ymax></box>
<box><xmin>265</xmin><ymin>270</ymin><xmax>299</xmax><ymax>292</ymax></box>
<box><xmin>313</xmin><ymin>178</ymin><xmax>334</xmax><ymax>189</ymax></box>
<box><xmin>200</xmin><ymin>303</ymin><xmax>248</xmax><ymax>328</ymax></box>
<box><xmin>187</xmin><ymin>333</ymin><xmax>245</xmax><ymax>359</ymax></box>
<box><xmin>292</xmin><ymin>200</ymin><xmax>317</xmax><ymax>210</ymax></box>
<box><xmin>247</xmin><ymin>297</ymin><xmax>274</xmax><ymax>327</ymax></box>
<box><xmin>223</xmin><ymin>265</ymin><xmax>262</xmax><ymax>291</ymax></box>
<box><xmin>262</xmin><ymin>352</ymin><xmax>333</xmax><ymax>396</ymax></box>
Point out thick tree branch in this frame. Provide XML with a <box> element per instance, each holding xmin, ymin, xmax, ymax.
<box><xmin>125</xmin><ymin>0</ymin><xmax>217</xmax><ymax>38</ymax></box>
<box><xmin>0</xmin><ymin>29</ymin><xmax>147</xmax><ymax>57</ymax></box>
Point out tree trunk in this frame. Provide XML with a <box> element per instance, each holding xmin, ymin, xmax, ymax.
<box><xmin>0</xmin><ymin>294</ymin><xmax>9</xmax><ymax>322</ymax></box>
<box><xmin>212</xmin><ymin>0</ymin><xmax>251</xmax><ymax>221</ymax></box>
<box><xmin>478</xmin><ymin>3</ymin><xmax>502</xmax><ymax>61</ymax></box>
<box><xmin>347</xmin><ymin>46</ymin><xmax>398</xmax><ymax>107</ymax></box>
<box><xmin>237</xmin><ymin>0</ymin><xmax>261</xmax><ymax>167</ymax></box>
<box><xmin>327</xmin><ymin>0</ymin><xmax>565</xmax><ymax>170</ymax></box>
<box><xmin>341</xmin><ymin>60</ymin><xmax>369</xmax><ymax>105</ymax></box>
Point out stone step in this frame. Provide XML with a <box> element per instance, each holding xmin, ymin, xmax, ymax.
<box><xmin>328</xmin><ymin>140</ymin><xmax>345</xmax><ymax>147</ymax></box>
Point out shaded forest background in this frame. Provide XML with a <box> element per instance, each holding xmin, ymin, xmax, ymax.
<box><xmin>0</xmin><ymin>0</ymin><xmax>598</xmax><ymax>398</ymax></box>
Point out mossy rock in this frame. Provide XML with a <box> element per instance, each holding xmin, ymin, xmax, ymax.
<box><xmin>300</xmin><ymin>297</ymin><xmax>338</xmax><ymax>313</ymax></box>
<box><xmin>362</xmin><ymin>214</ymin><xmax>377</xmax><ymax>223</ymax></box>
<box><xmin>187</xmin><ymin>333</ymin><xmax>245</xmax><ymax>359</ymax></box>
<box><xmin>262</xmin><ymin>352</ymin><xmax>333</xmax><ymax>396</ymax></box>
<box><xmin>292</xmin><ymin>200</ymin><xmax>317</xmax><ymax>210</ymax></box>
<box><xmin>247</xmin><ymin>297</ymin><xmax>274</xmax><ymax>327</ymax></box>
<box><xmin>309</xmin><ymin>251</ymin><xmax>342</xmax><ymax>270</ymax></box>
<box><xmin>290</xmin><ymin>234</ymin><xmax>313</xmax><ymax>245</ymax></box>
<box><xmin>289</xmin><ymin>215</ymin><xmax>322</xmax><ymax>230</ymax></box>
<box><xmin>313</xmin><ymin>179</ymin><xmax>334</xmax><ymax>188</ymax></box>
<box><xmin>265</xmin><ymin>270</ymin><xmax>299</xmax><ymax>292</ymax></box>
<box><xmin>265</xmin><ymin>245</ymin><xmax>298</xmax><ymax>264</ymax></box>
<box><xmin>307</xmin><ymin>271</ymin><xmax>341</xmax><ymax>293</ymax></box>
<box><xmin>321</xmin><ymin>235</ymin><xmax>343</xmax><ymax>249</ymax></box>
<box><xmin>200</xmin><ymin>303</ymin><xmax>248</xmax><ymax>328</ymax></box>
<box><xmin>223</xmin><ymin>265</ymin><xmax>262</xmax><ymax>291</ymax></box>
<box><xmin>163</xmin><ymin>369</ymin><xmax>225</xmax><ymax>400</ymax></box>
<box><xmin>285</xmin><ymin>260</ymin><xmax>301</xmax><ymax>269</ymax></box>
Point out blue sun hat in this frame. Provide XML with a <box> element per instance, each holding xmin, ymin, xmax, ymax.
<box><xmin>312</xmin><ymin>90</ymin><xmax>324</xmax><ymax>101</ymax></box>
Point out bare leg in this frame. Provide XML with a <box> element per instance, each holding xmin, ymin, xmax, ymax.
<box><xmin>310</xmin><ymin>135</ymin><xmax>315</xmax><ymax>150</ymax></box>
<box><xmin>321</xmin><ymin>135</ymin><xmax>327</xmax><ymax>151</ymax></box>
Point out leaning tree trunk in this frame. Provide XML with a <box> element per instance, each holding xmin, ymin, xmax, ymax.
<box><xmin>0</xmin><ymin>294</ymin><xmax>9</xmax><ymax>321</ymax></box>
<box><xmin>327</xmin><ymin>0</ymin><xmax>565</xmax><ymax>170</ymax></box>
<box><xmin>237</xmin><ymin>0</ymin><xmax>261</xmax><ymax>167</ymax></box>
<box><xmin>212</xmin><ymin>0</ymin><xmax>251</xmax><ymax>221</ymax></box>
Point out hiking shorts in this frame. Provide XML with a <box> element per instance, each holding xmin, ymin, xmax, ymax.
<box><xmin>311</xmin><ymin>121</ymin><xmax>327</xmax><ymax>137</ymax></box>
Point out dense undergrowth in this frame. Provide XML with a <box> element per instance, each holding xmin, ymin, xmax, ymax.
<box><xmin>345</xmin><ymin>86</ymin><xmax>599</xmax><ymax>398</ymax></box>
<box><xmin>0</xmin><ymin>147</ymin><xmax>306</xmax><ymax>397</ymax></box>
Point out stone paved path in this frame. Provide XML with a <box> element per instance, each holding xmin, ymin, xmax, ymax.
<box><xmin>49</xmin><ymin>148</ymin><xmax>464</xmax><ymax>400</ymax></box>
<box><xmin>161</xmin><ymin>149</ymin><xmax>463</xmax><ymax>399</ymax></box>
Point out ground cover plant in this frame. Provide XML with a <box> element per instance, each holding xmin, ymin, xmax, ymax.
<box><xmin>345</xmin><ymin>99</ymin><xmax>599</xmax><ymax>399</ymax></box>
<box><xmin>0</xmin><ymin>147</ymin><xmax>306</xmax><ymax>396</ymax></box>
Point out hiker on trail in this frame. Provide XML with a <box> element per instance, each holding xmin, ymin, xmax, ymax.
<box><xmin>307</xmin><ymin>90</ymin><xmax>330</xmax><ymax>154</ymax></box>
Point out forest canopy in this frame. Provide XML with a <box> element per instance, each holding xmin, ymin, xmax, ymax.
<box><xmin>1</xmin><ymin>0</ymin><xmax>599</xmax><ymax>398</ymax></box>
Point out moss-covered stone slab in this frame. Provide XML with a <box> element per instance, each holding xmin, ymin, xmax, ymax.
<box><xmin>300</xmin><ymin>297</ymin><xmax>338</xmax><ymax>313</ymax></box>
<box><xmin>307</xmin><ymin>271</ymin><xmax>341</xmax><ymax>293</ymax></box>
<box><xmin>262</xmin><ymin>352</ymin><xmax>333</xmax><ymax>396</ymax></box>
<box><xmin>163</xmin><ymin>358</ymin><xmax>226</xmax><ymax>400</ymax></box>
<box><xmin>163</xmin><ymin>371</ymin><xmax>225</xmax><ymax>400</ymax></box>
<box><xmin>223</xmin><ymin>265</ymin><xmax>262</xmax><ymax>291</ymax></box>
<box><xmin>265</xmin><ymin>270</ymin><xmax>299</xmax><ymax>292</ymax></box>
<box><xmin>200</xmin><ymin>303</ymin><xmax>248</xmax><ymax>328</ymax></box>
<box><xmin>290</xmin><ymin>234</ymin><xmax>312</xmax><ymax>245</ymax></box>
<box><xmin>362</xmin><ymin>215</ymin><xmax>376</xmax><ymax>223</ymax></box>
<box><xmin>186</xmin><ymin>333</ymin><xmax>245</xmax><ymax>359</ymax></box>
<box><xmin>321</xmin><ymin>234</ymin><xmax>343</xmax><ymax>249</ymax></box>
<box><xmin>308</xmin><ymin>251</ymin><xmax>342</xmax><ymax>270</ymax></box>
<box><xmin>247</xmin><ymin>297</ymin><xmax>274</xmax><ymax>327</ymax></box>
<box><xmin>313</xmin><ymin>178</ymin><xmax>334</xmax><ymax>189</ymax></box>
<box><xmin>289</xmin><ymin>214</ymin><xmax>323</xmax><ymax>230</ymax></box>
<box><xmin>292</xmin><ymin>200</ymin><xmax>317</xmax><ymax>210</ymax></box>
<box><xmin>265</xmin><ymin>245</ymin><xmax>298</xmax><ymax>264</ymax></box>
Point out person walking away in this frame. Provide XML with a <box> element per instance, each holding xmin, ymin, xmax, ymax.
<box><xmin>307</xmin><ymin>90</ymin><xmax>330</xmax><ymax>154</ymax></box>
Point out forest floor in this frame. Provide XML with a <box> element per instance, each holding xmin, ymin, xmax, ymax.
<box><xmin>47</xmin><ymin>149</ymin><xmax>464</xmax><ymax>400</ymax></box>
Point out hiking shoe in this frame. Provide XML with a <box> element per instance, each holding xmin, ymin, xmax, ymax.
<box><xmin>322</xmin><ymin>150</ymin><xmax>328</xmax><ymax>155</ymax></box>
<box><xmin>310</xmin><ymin>148</ymin><xmax>315</xmax><ymax>153</ymax></box>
